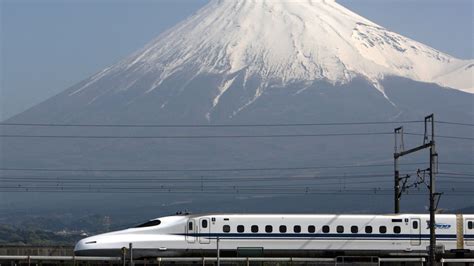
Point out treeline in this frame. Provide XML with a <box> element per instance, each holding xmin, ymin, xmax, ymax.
<box><xmin>0</xmin><ymin>224</ymin><xmax>81</xmax><ymax>245</ymax></box>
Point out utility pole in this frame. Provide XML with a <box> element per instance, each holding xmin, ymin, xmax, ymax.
<box><xmin>216</xmin><ymin>236</ymin><xmax>220</xmax><ymax>266</ymax></box>
<box><xmin>427</xmin><ymin>115</ymin><xmax>438</xmax><ymax>266</ymax></box>
<box><xmin>394</xmin><ymin>114</ymin><xmax>438</xmax><ymax>266</ymax></box>
<box><xmin>394</xmin><ymin>126</ymin><xmax>403</xmax><ymax>214</ymax></box>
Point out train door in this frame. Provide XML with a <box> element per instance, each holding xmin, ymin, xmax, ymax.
<box><xmin>410</xmin><ymin>218</ymin><xmax>421</xmax><ymax>246</ymax></box>
<box><xmin>466</xmin><ymin>219</ymin><xmax>474</xmax><ymax>246</ymax></box>
<box><xmin>199</xmin><ymin>218</ymin><xmax>211</xmax><ymax>244</ymax></box>
<box><xmin>186</xmin><ymin>219</ymin><xmax>196</xmax><ymax>243</ymax></box>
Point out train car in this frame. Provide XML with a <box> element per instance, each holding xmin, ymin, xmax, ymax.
<box><xmin>74</xmin><ymin>213</ymin><xmax>474</xmax><ymax>258</ymax></box>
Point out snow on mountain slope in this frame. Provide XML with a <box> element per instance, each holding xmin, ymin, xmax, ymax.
<box><xmin>69</xmin><ymin>0</ymin><xmax>473</xmax><ymax>110</ymax></box>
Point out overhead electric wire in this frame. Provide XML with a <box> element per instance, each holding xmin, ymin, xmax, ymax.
<box><xmin>404</xmin><ymin>132</ymin><xmax>474</xmax><ymax>141</ymax></box>
<box><xmin>2</xmin><ymin>178</ymin><xmax>472</xmax><ymax>186</ymax></box>
<box><xmin>0</xmin><ymin>175</ymin><xmax>395</xmax><ymax>183</ymax></box>
<box><xmin>1</xmin><ymin>132</ymin><xmax>471</xmax><ymax>140</ymax></box>
<box><xmin>438</xmin><ymin>162</ymin><xmax>474</xmax><ymax>166</ymax></box>
<box><xmin>0</xmin><ymin>162</ymin><xmax>428</xmax><ymax>173</ymax></box>
<box><xmin>0</xmin><ymin>132</ymin><xmax>395</xmax><ymax>139</ymax></box>
<box><xmin>438</xmin><ymin>172</ymin><xmax>474</xmax><ymax>177</ymax></box>
<box><xmin>0</xmin><ymin>120</ymin><xmax>424</xmax><ymax>128</ymax></box>
<box><xmin>436</xmin><ymin>121</ymin><xmax>474</xmax><ymax>127</ymax></box>
<box><xmin>1</xmin><ymin>187</ymin><xmax>472</xmax><ymax>196</ymax></box>
<box><xmin>0</xmin><ymin>173</ymin><xmax>471</xmax><ymax>182</ymax></box>
<box><xmin>1</xmin><ymin>120</ymin><xmax>473</xmax><ymax>128</ymax></box>
<box><xmin>0</xmin><ymin>162</ymin><xmax>468</xmax><ymax>174</ymax></box>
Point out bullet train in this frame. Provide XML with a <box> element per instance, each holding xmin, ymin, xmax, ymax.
<box><xmin>74</xmin><ymin>213</ymin><xmax>474</xmax><ymax>258</ymax></box>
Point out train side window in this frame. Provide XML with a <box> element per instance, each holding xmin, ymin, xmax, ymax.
<box><xmin>413</xmin><ymin>220</ymin><xmax>419</xmax><ymax>229</ymax></box>
<box><xmin>251</xmin><ymin>225</ymin><xmax>259</xmax><ymax>233</ymax></box>
<box><xmin>308</xmin><ymin>225</ymin><xmax>316</xmax><ymax>233</ymax></box>
<box><xmin>468</xmin><ymin>221</ymin><xmax>473</xmax><ymax>230</ymax></box>
<box><xmin>188</xmin><ymin>221</ymin><xmax>194</xmax><ymax>231</ymax></box>
<box><xmin>351</xmin><ymin>226</ymin><xmax>358</xmax><ymax>233</ymax></box>
<box><xmin>365</xmin><ymin>226</ymin><xmax>372</xmax><ymax>233</ymax></box>
<box><xmin>279</xmin><ymin>225</ymin><xmax>287</xmax><ymax>233</ymax></box>
<box><xmin>323</xmin><ymin>225</ymin><xmax>330</xmax><ymax>233</ymax></box>
<box><xmin>201</xmin><ymin>220</ymin><xmax>208</xmax><ymax>228</ymax></box>
<box><xmin>223</xmin><ymin>225</ymin><xmax>230</xmax><ymax>233</ymax></box>
<box><xmin>337</xmin><ymin>225</ymin><xmax>344</xmax><ymax>233</ymax></box>
<box><xmin>294</xmin><ymin>225</ymin><xmax>301</xmax><ymax>233</ymax></box>
<box><xmin>379</xmin><ymin>226</ymin><xmax>387</xmax><ymax>234</ymax></box>
<box><xmin>394</xmin><ymin>226</ymin><xmax>401</xmax><ymax>234</ymax></box>
<box><xmin>237</xmin><ymin>225</ymin><xmax>245</xmax><ymax>233</ymax></box>
<box><xmin>265</xmin><ymin>225</ymin><xmax>273</xmax><ymax>233</ymax></box>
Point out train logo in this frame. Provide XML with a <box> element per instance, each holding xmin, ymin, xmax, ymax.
<box><xmin>426</xmin><ymin>221</ymin><xmax>451</xmax><ymax>230</ymax></box>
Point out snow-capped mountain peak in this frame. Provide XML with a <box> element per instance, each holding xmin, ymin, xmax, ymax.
<box><xmin>70</xmin><ymin>0</ymin><xmax>473</xmax><ymax>111</ymax></box>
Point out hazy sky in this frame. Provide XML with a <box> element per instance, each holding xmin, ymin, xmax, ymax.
<box><xmin>1</xmin><ymin>0</ymin><xmax>473</xmax><ymax>121</ymax></box>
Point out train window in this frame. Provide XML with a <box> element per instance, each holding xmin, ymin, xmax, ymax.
<box><xmin>337</xmin><ymin>226</ymin><xmax>344</xmax><ymax>233</ymax></box>
<box><xmin>394</xmin><ymin>226</ymin><xmax>401</xmax><ymax>234</ymax></box>
<box><xmin>201</xmin><ymin>220</ymin><xmax>208</xmax><ymax>228</ymax></box>
<box><xmin>188</xmin><ymin>221</ymin><xmax>193</xmax><ymax>231</ymax></box>
<box><xmin>251</xmin><ymin>225</ymin><xmax>259</xmax><ymax>233</ymax></box>
<box><xmin>468</xmin><ymin>221</ymin><xmax>473</xmax><ymax>230</ymax></box>
<box><xmin>135</xmin><ymin>220</ymin><xmax>161</xmax><ymax>228</ymax></box>
<box><xmin>237</xmin><ymin>225</ymin><xmax>245</xmax><ymax>233</ymax></box>
<box><xmin>351</xmin><ymin>226</ymin><xmax>358</xmax><ymax>233</ymax></box>
<box><xmin>265</xmin><ymin>225</ymin><xmax>273</xmax><ymax>233</ymax></box>
<box><xmin>308</xmin><ymin>225</ymin><xmax>316</xmax><ymax>233</ymax></box>
<box><xmin>365</xmin><ymin>226</ymin><xmax>372</xmax><ymax>233</ymax></box>
<box><xmin>294</xmin><ymin>225</ymin><xmax>301</xmax><ymax>233</ymax></box>
<box><xmin>223</xmin><ymin>225</ymin><xmax>230</xmax><ymax>233</ymax></box>
<box><xmin>413</xmin><ymin>220</ymin><xmax>419</xmax><ymax>229</ymax></box>
<box><xmin>323</xmin><ymin>225</ymin><xmax>330</xmax><ymax>233</ymax></box>
<box><xmin>280</xmin><ymin>225</ymin><xmax>287</xmax><ymax>233</ymax></box>
<box><xmin>379</xmin><ymin>226</ymin><xmax>387</xmax><ymax>234</ymax></box>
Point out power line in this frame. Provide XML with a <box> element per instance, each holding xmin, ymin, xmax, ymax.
<box><xmin>0</xmin><ymin>172</ymin><xmax>471</xmax><ymax>182</ymax></box>
<box><xmin>0</xmin><ymin>174</ymin><xmax>394</xmax><ymax>182</ymax></box>
<box><xmin>439</xmin><ymin>172</ymin><xmax>474</xmax><ymax>177</ymax></box>
<box><xmin>405</xmin><ymin>132</ymin><xmax>474</xmax><ymax>141</ymax></box>
<box><xmin>1</xmin><ymin>120</ymin><xmax>472</xmax><ymax>128</ymax></box>
<box><xmin>0</xmin><ymin>162</ymin><xmax>427</xmax><ymax>173</ymax></box>
<box><xmin>0</xmin><ymin>162</ymin><xmax>468</xmax><ymax>173</ymax></box>
<box><xmin>0</xmin><ymin>187</ymin><xmax>471</xmax><ymax>196</ymax></box>
<box><xmin>1</xmin><ymin>132</ymin><xmax>471</xmax><ymax>140</ymax></box>
<box><xmin>0</xmin><ymin>120</ymin><xmax>424</xmax><ymax>128</ymax></box>
<box><xmin>0</xmin><ymin>132</ymin><xmax>394</xmax><ymax>139</ymax></box>
<box><xmin>437</xmin><ymin>121</ymin><xmax>474</xmax><ymax>127</ymax></box>
<box><xmin>438</xmin><ymin>162</ymin><xmax>474</xmax><ymax>166</ymax></box>
<box><xmin>2</xmin><ymin>177</ymin><xmax>471</xmax><ymax>185</ymax></box>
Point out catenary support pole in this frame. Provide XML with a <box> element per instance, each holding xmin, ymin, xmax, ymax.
<box><xmin>428</xmin><ymin>115</ymin><xmax>437</xmax><ymax>266</ymax></box>
<box><xmin>216</xmin><ymin>236</ymin><xmax>220</xmax><ymax>266</ymax></box>
<box><xmin>129</xmin><ymin>243</ymin><xmax>133</xmax><ymax>266</ymax></box>
<box><xmin>394</xmin><ymin>127</ymin><xmax>403</xmax><ymax>214</ymax></box>
<box><xmin>393</xmin><ymin>114</ymin><xmax>438</xmax><ymax>266</ymax></box>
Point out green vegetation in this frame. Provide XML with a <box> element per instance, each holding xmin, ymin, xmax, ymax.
<box><xmin>0</xmin><ymin>213</ymin><xmax>119</xmax><ymax>245</ymax></box>
<box><xmin>0</xmin><ymin>224</ymin><xmax>81</xmax><ymax>245</ymax></box>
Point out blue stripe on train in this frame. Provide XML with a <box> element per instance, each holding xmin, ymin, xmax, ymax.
<box><xmin>181</xmin><ymin>233</ymin><xmax>474</xmax><ymax>240</ymax></box>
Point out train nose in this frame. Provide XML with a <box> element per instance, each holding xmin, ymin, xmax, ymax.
<box><xmin>74</xmin><ymin>236</ymin><xmax>124</xmax><ymax>257</ymax></box>
<box><xmin>74</xmin><ymin>238</ymin><xmax>98</xmax><ymax>256</ymax></box>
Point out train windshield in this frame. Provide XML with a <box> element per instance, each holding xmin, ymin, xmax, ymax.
<box><xmin>135</xmin><ymin>220</ymin><xmax>161</xmax><ymax>228</ymax></box>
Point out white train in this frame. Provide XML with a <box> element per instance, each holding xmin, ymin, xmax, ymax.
<box><xmin>74</xmin><ymin>213</ymin><xmax>474</xmax><ymax>258</ymax></box>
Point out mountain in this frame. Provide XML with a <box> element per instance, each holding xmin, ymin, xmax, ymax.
<box><xmin>2</xmin><ymin>0</ymin><xmax>473</xmax><ymax>215</ymax></box>
<box><xmin>10</xmin><ymin>0</ymin><xmax>473</xmax><ymax>125</ymax></box>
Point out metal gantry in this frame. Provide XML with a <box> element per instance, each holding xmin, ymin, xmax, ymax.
<box><xmin>394</xmin><ymin>114</ymin><xmax>439</xmax><ymax>266</ymax></box>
